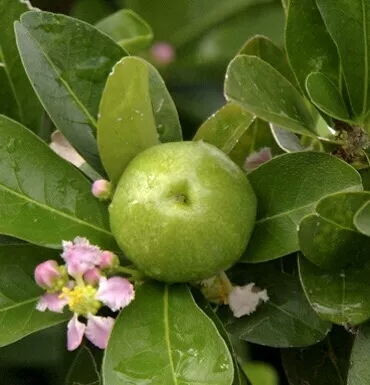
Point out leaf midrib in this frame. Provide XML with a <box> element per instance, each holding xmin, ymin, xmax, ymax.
<box><xmin>362</xmin><ymin>0</ymin><xmax>369</xmax><ymax>117</ymax></box>
<box><xmin>20</xmin><ymin>21</ymin><xmax>98</xmax><ymax>130</ymax></box>
<box><xmin>0</xmin><ymin>181</ymin><xmax>112</xmax><ymax>237</ymax></box>
<box><xmin>164</xmin><ymin>285</ymin><xmax>178</xmax><ymax>385</ymax></box>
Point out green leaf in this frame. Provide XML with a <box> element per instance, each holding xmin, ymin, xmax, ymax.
<box><xmin>193</xmin><ymin>103</ymin><xmax>255</xmax><ymax>155</ymax></box>
<box><xmin>281</xmin><ymin>326</ymin><xmax>353</xmax><ymax>385</ymax></box>
<box><xmin>15</xmin><ymin>11</ymin><xmax>126</xmax><ymax>174</ymax></box>
<box><xmin>66</xmin><ymin>345</ymin><xmax>101</xmax><ymax>385</ymax></box>
<box><xmin>347</xmin><ymin>323</ymin><xmax>370</xmax><ymax>384</ymax></box>
<box><xmin>0</xmin><ymin>244</ymin><xmax>69</xmax><ymax>347</ymax></box>
<box><xmin>316</xmin><ymin>0</ymin><xmax>370</xmax><ymax>120</ymax></box>
<box><xmin>306</xmin><ymin>72</ymin><xmax>350</xmax><ymax>121</ymax></box>
<box><xmin>242</xmin><ymin>152</ymin><xmax>362</xmax><ymax>262</ymax></box>
<box><xmin>98</xmin><ymin>56</ymin><xmax>181</xmax><ymax>184</ymax></box>
<box><xmin>354</xmin><ymin>200</ymin><xmax>370</xmax><ymax>236</ymax></box>
<box><xmin>285</xmin><ymin>0</ymin><xmax>340</xmax><ymax>93</ymax></box>
<box><xmin>0</xmin><ymin>115</ymin><xmax>115</xmax><ymax>249</ymax></box>
<box><xmin>225</xmin><ymin>55</ymin><xmax>317</xmax><ymax>136</ymax></box>
<box><xmin>242</xmin><ymin>362</ymin><xmax>278</xmax><ymax>385</ymax></box>
<box><xmin>0</xmin><ymin>0</ymin><xmax>44</xmax><ymax>134</ymax></box>
<box><xmin>299</xmin><ymin>255</ymin><xmax>370</xmax><ymax>325</ymax></box>
<box><xmin>102</xmin><ymin>282</ymin><xmax>234</xmax><ymax>385</ymax></box>
<box><xmin>239</xmin><ymin>35</ymin><xmax>298</xmax><ymax>88</ymax></box>
<box><xmin>299</xmin><ymin>192</ymin><xmax>370</xmax><ymax>270</ymax></box>
<box><xmin>220</xmin><ymin>262</ymin><xmax>331</xmax><ymax>347</ymax></box>
<box><xmin>193</xmin><ymin>292</ymin><xmax>250</xmax><ymax>385</ymax></box>
<box><xmin>96</xmin><ymin>10</ymin><xmax>153</xmax><ymax>54</ymax></box>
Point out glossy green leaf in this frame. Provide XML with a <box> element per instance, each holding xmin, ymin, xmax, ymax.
<box><xmin>242</xmin><ymin>362</ymin><xmax>278</xmax><ymax>385</ymax></box>
<box><xmin>282</xmin><ymin>326</ymin><xmax>353</xmax><ymax>385</ymax></box>
<box><xmin>220</xmin><ymin>262</ymin><xmax>331</xmax><ymax>347</ymax></box>
<box><xmin>306</xmin><ymin>72</ymin><xmax>350</xmax><ymax>121</ymax></box>
<box><xmin>98</xmin><ymin>56</ymin><xmax>181</xmax><ymax>184</ymax></box>
<box><xmin>242</xmin><ymin>152</ymin><xmax>362</xmax><ymax>262</ymax></box>
<box><xmin>239</xmin><ymin>35</ymin><xmax>298</xmax><ymax>88</ymax></box>
<box><xmin>66</xmin><ymin>345</ymin><xmax>101</xmax><ymax>385</ymax></box>
<box><xmin>0</xmin><ymin>0</ymin><xmax>43</xmax><ymax>134</ymax></box>
<box><xmin>347</xmin><ymin>323</ymin><xmax>370</xmax><ymax>385</ymax></box>
<box><xmin>299</xmin><ymin>255</ymin><xmax>370</xmax><ymax>325</ymax></box>
<box><xmin>193</xmin><ymin>292</ymin><xmax>249</xmax><ymax>385</ymax></box>
<box><xmin>285</xmin><ymin>0</ymin><xmax>340</xmax><ymax>93</ymax></box>
<box><xmin>15</xmin><ymin>11</ymin><xmax>126</xmax><ymax>174</ymax></box>
<box><xmin>299</xmin><ymin>192</ymin><xmax>370</xmax><ymax>270</ymax></box>
<box><xmin>225</xmin><ymin>55</ymin><xmax>317</xmax><ymax>136</ymax></box>
<box><xmin>103</xmin><ymin>282</ymin><xmax>234</xmax><ymax>385</ymax></box>
<box><xmin>0</xmin><ymin>244</ymin><xmax>69</xmax><ymax>347</ymax></box>
<box><xmin>316</xmin><ymin>0</ymin><xmax>370</xmax><ymax>120</ymax></box>
<box><xmin>354</xmin><ymin>200</ymin><xmax>370</xmax><ymax>236</ymax></box>
<box><xmin>193</xmin><ymin>103</ymin><xmax>255</xmax><ymax>156</ymax></box>
<box><xmin>0</xmin><ymin>115</ymin><xmax>115</xmax><ymax>249</ymax></box>
<box><xmin>96</xmin><ymin>10</ymin><xmax>153</xmax><ymax>53</ymax></box>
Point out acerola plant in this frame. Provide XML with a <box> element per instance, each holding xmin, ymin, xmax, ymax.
<box><xmin>1</xmin><ymin>0</ymin><xmax>370</xmax><ymax>384</ymax></box>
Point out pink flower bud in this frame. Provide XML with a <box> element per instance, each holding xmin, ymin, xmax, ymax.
<box><xmin>91</xmin><ymin>179</ymin><xmax>112</xmax><ymax>200</ymax></box>
<box><xmin>150</xmin><ymin>42</ymin><xmax>175</xmax><ymax>65</ymax></box>
<box><xmin>83</xmin><ymin>268</ymin><xmax>102</xmax><ymax>286</ymax></box>
<box><xmin>99</xmin><ymin>251</ymin><xmax>119</xmax><ymax>269</ymax></box>
<box><xmin>34</xmin><ymin>260</ymin><xmax>63</xmax><ymax>289</ymax></box>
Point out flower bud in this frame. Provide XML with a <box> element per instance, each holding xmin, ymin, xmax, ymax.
<box><xmin>91</xmin><ymin>179</ymin><xmax>112</xmax><ymax>200</ymax></box>
<box><xmin>83</xmin><ymin>268</ymin><xmax>102</xmax><ymax>286</ymax></box>
<box><xmin>34</xmin><ymin>260</ymin><xmax>66</xmax><ymax>291</ymax></box>
<box><xmin>150</xmin><ymin>42</ymin><xmax>175</xmax><ymax>65</ymax></box>
<box><xmin>99</xmin><ymin>251</ymin><xmax>119</xmax><ymax>269</ymax></box>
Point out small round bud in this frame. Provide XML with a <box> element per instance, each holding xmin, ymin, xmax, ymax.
<box><xmin>99</xmin><ymin>251</ymin><xmax>119</xmax><ymax>269</ymax></box>
<box><xmin>91</xmin><ymin>179</ymin><xmax>112</xmax><ymax>200</ymax></box>
<box><xmin>83</xmin><ymin>268</ymin><xmax>102</xmax><ymax>286</ymax></box>
<box><xmin>34</xmin><ymin>260</ymin><xmax>66</xmax><ymax>291</ymax></box>
<box><xmin>150</xmin><ymin>42</ymin><xmax>175</xmax><ymax>66</ymax></box>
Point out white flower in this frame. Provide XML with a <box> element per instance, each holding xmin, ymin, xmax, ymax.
<box><xmin>228</xmin><ymin>283</ymin><xmax>269</xmax><ymax>318</ymax></box>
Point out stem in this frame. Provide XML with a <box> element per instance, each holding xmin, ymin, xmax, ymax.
<box><xmin>114</xmin><ymin>266</ymin><xmax>146</xmax><ymax>280</ymax></box>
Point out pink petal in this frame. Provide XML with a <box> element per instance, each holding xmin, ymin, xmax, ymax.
<box><xmin>36</xmin><ymin>293</ymin><xmax>67</xmax><ymax>313</ymax></box>
<box><xmin>85</xmin><ymin>315</ymin><xmax>115</xmax><ymax>349</ymax></box>
<box><xmin>67</xmin><ymin>314</ymin><xmax>86</xmax><ymax>351</ymax></box>
<box><xmin>95</xmin><ymin>277</ymin><xmax>135</xmax><ymax>312</ymax></box>
<box><xmin>34</xmin><ymin>260</ymin><xmax>61</xmax><ymax>289</ymax></box>
<box><xmin>61</xmin><ymin>237</ymin><xmax>102</xmax><ymax>276</ymax></box>
<box><xmin>243</xmin><ymin>147</ymin><xmax>272</xmax><ymax>172</ymax></box>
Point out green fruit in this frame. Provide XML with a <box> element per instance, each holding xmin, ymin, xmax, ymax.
<box><xmin>109</xmin><ymin>141</ymin><xmax>257</xmax><ymax>283</ymax></box>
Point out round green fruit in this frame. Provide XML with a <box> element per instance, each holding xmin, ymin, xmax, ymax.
<box><xmin>109</xmin><ymin>141</ymin><xmax>257</xmax><ymax>283</ymax></box>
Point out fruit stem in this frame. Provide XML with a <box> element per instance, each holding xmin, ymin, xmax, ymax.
<box><xmin>114</xmin><ymin>265</ymin><xmax>146</xmax><ymax>280</ymax></box>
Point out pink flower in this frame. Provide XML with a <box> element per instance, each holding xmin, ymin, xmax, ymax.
<box><xmin>150</xmin><ymin>42</ymin><xmax>175</xmax><ymax>65</ymax></box>
<box><xmin>99</xmin><ymin>251</ymin><xmax>119</xmax><ymax>269</ymax></box>
<box><xmin>228</xmin><ymin>283</ymin><xmax>269</xmax><ymax>318</ymax></box>
<box><xmin>61</xmin><ymin>237</ymin><xmax>102</xmax><ymax>276</ymax></box>
<box><xmin>67</xmin><ymin>313</ymin><xmax>115</xmax><ymax>351</ymax></box>
<box><xmin>36</xmin><ymin>292</ymin><xmax>68</xmax><ymax>313</ymax></box>
<box><xmin>85</xmin><ymin>314</ymin><xmax>115</xmax><ymax>349</ymax></box>
<box><xmin>83</xmin><ymin>268</ymin><xmax>102</xmax><ymax>286</ymax></box>
<box><xmin>243</xmin><ymin>147</ymin><xmax>272</xmax><ymax>172</ymax></box>
<box><xmin>34</xmin><ymin>260</ymin><xmax>63</xmax><ymax>290</ymax></box>
<box><xmin>91</xmin><ymin>179</ymin><xmax>112</xmax><ymax>200</ymax></box>
<box><xmin>95</xmin><ymin>277</ymin><xmax>135</xmax><ymax>312</ymax></box>
<box><xmin>67</xmin><ymin>314</ymin><xmax>86</xmax><ymax>351</ymax></box>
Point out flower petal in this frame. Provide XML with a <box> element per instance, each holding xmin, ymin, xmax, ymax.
<box><xmin>95</xmin><ymin>277</ymin><xmax>135</xmax><ymax>312</ymax></box>
<box><xmin>243</xmin><ymin>147</ymin><xmax>272</xmax><ymax>172</ymax></box>
<box><xmin>49</xmin><ymin>130</ymin><xmax>85</xmax><ymax>167</ymax></box>
<box><xmin>67</xmin><ymin>314</ymin><xmax>86</xmax><ymax>351</ymax></box>
<box><xmin>36</xmin><ymin>292</ymin><xmax>67</xmax><ymax>313</ymax></box>
<box><xmin>85</xmin><ymin>315</ymin><xmax>115</xmax><ymax>349</ymax></box>
<box><xmin>228</xmin><ymin>283</ymin><xmax>269</xmax><ymax>318</ymax></box>
<box><xmin>61</xmin><ymin>237</ymin><xmax>102</xmax><ymax>276</ymax></box>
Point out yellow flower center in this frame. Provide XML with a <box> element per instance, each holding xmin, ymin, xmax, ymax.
<box><xmin>60</xmin><ymin>284</ymin><xmax>101</xmax><ymax>316</ymax></box>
